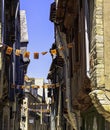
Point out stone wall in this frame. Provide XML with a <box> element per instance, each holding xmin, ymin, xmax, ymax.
<box><xmin>90</xmin><ymin>0</ymin><xmax>104</xmax><ymax>88</ymax></box>
<box><xmin>103</xmin><ymin>0</ymin><xmax>110</xmax><ymax>90</ymax></box>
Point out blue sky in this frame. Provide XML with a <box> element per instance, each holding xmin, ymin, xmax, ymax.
<box><xmin>20</xmin><ymin>0</ymin><xmax>54</xmax><ymax>81</ymax></box>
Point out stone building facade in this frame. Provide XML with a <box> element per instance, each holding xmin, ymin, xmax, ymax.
<box><xmin>49</xmin><ymin>0</ymin><xmax>110</xmax><ymax>130</ymax></box>
<box><xmin>0</xmin><ymin>1</ymin><xmax>29</xmax><ymax>130</ymax></box>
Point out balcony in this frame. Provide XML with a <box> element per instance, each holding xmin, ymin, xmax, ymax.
<box><xmin>49</xmin><ymin>2</ymin><xmax>56</xmax><ymax>23</ymax></box>
<box><xmin>55</xmin><ymin>56</ymin><xmax>64</xmax><ymax>68</ymax></box>
<box><xmin>50</xmin><ymin>1</ymin><xmax>65</xmax><ymax>24</ymax></box>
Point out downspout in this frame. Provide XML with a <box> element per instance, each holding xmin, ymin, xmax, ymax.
<box><xmin>85</xmin><ymin>0</ymin><xmax>90</xmax><ymax>78</ymax></box>
<box><xmin>50</xmin><ymin>107</ymin><xmax>55</xmax><ymax>130</ymax></box>
<box><xmin>57</xmin><ymin>76</ymin><xmax>62</xmax><ymax>130</ymax></box>
<box><xmin>50</xmin><ymin>56</ymin><xmax>57</xmax><ymax>130</ymax></box>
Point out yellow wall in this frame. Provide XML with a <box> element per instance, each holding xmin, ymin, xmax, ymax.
<box><xmin>104</xmin><ymin>0</ymin><xmax>110</xmax><ymax>90</ymax></box>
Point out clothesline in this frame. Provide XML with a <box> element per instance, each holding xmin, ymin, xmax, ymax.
<box><xmin>1</xmin><ymin>42</ymin><xmax>73</xmax><ymax>59</ymax></box>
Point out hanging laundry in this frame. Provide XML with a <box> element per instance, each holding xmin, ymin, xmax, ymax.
<box><xmin>34</xmin><ymin>52</ymin><xmax>39</xmax><ymax>59</ymax></box>
<box><xmin>50</xmin><ymin>49</ymin><xmax>57</xmax><ymax>55</ymax></box>
<box><xmin>41</xmin><ymin>51</ymin><xmax>48</xmax><ymax>55</ymax></box>
<box><xmin>15</xmin><ymin>49</ymin><xmax>21</xmax><ymax>56</ymax></box>
<box><xmin>23</xmin><ymin>51</ymin><xmax>30</xmax><ymax>58</ymax></box>
<box><xmin>6</xmin><ymin>46</ymin><xmax>13</xmax><ymax>55</ymax></box>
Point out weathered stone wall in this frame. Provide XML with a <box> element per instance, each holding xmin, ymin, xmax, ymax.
<box><xmin>103</xmin><ymin>0</ymin><xmax>110</xmax><ymax>90</ymax></box>
<box><xmin>90</xmin><ymin>0</ymin><xmax>104</xmax><ymax>88</ymax></box>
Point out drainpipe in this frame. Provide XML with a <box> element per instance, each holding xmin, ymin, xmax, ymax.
<box><xmin>50</xmin><ymin>107</ymin><xmax>55</xmax><ymax>130</ymax></box>
<box><xmin>57</xmin><ymin>79</ymin><xmax>61</xmax><ymax>130</ymax></box>
<box><xmin>85</xmin><ymin>0</ymin><xmax>90</xmax><ymax>78</ymax></box>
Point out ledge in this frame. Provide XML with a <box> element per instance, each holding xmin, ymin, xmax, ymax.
<box><xmin>89</xmin><ymin>89</ymin><xmax>110</xmax><ymax>121</ymax></box>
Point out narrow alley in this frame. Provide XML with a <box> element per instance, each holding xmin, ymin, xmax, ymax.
<box><xmin>0</xmin><ymin>0</ymin><xmax>110</xmax><ymax>130</ymax></box>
